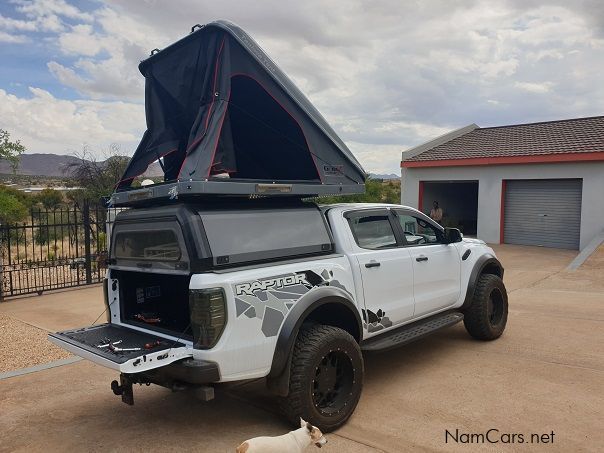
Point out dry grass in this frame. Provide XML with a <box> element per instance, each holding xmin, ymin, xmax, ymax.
<box><xmin>0</xmin><ymin>314</ymin><xmax>72</xmax><ymax>373</ymax></box>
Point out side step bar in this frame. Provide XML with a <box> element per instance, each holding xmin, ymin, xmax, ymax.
<box><xmin>361</xmin><ymin>311</ymin><xmax>464</xmax><ymax>352</ymax></box>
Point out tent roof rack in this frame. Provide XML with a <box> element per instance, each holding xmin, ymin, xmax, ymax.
<box><xmin>110</xmin><ymin>179</ymin><xmax>364</xmax><ymax>207</ymax></box>
<box><xmin>114</xmin><ymin>20</ymin><xmax>366</xmax><ymax>203</ymax></box>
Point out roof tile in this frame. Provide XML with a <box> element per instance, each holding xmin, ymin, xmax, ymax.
<box><xmin>406</xmin><ymin>116</ymin><xmax>604</xmax><ymax>162</ymax></box>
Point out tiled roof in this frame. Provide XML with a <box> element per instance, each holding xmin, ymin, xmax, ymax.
<box><xmin>406</xmin><ymin>116</ymin><xmax>604</xmax><ymax>162</ymax></box>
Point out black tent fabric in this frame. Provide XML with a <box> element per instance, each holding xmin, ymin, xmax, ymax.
<box><xmin>116</xmin><ymin>21</ymin><xmax>366</xmax><ymax>195</ymax></box>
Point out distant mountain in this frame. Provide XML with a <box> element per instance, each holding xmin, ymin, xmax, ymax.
<box><xmin>369</xmin><ymin>173</ymin><xmax>399</xmax><ymax>180</ymax></box>
<box><xmin>0</xmin><ymin>153</ymin><xmax>162</xmax><ymax>178</ymax></box>
<box><xmin>2</xmin><ymin>154</ymin><xmax>399</xmax><ymax>180</ymax></box>
<box><xmin>143</xmin><ymin>161</ymin><xmax>163</xmax><ymax>177</ymax></box>
<box><xmin>0</xmin><ymin>153</ymin><xmax>81</xmax><ymax>177</ymax></box>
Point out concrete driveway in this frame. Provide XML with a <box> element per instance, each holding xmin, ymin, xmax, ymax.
<box><xmin>1</xmin><ymin>245</ymin><xmax>602</xmax><ymax>452</ymax></box>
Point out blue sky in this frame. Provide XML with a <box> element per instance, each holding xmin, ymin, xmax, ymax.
<box><xmin>1</xmin><ymin>0</ymin><xmax>603</xmax><ymax>173</ymax></box>
<box><xmin>0</xmin><ymin>0</ymin><xmax>95</xmax><ymax>99</ymax></box>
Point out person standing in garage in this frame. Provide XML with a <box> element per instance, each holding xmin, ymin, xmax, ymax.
<box><xmin>430</xmin><ymin>201</ymin><xmax>443</xmax><ymax>224</ymax></box>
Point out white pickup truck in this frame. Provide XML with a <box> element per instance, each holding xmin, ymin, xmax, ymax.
<box><xmin>49</xmin><ymin>200</ymin><xmax>507</xmax><ymax>431</ymax></box>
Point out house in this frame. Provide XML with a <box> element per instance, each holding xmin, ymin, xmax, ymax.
<box><xmin>400</xmin><ymin>116</ymin><xmax>604</xmax><ymax>250</ymax></box>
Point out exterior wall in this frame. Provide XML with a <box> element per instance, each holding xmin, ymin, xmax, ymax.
<box><xmin>401</xmin><ymin>162</ymin><xmax>604</xmax><ymax>250</ymax></box>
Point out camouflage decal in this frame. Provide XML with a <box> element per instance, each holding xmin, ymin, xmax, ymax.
<box><xmin>362</xmin><ymin>309</ymin><xmax>393</xmax><ymax>332</ymax></box>
<box><xmin>233</xmin><ymin>269</ymin><xmax>351</xmax><ymax>337</ymax></box>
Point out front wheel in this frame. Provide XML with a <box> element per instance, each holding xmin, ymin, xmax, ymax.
<box><xmin>281</xmin><ymin>324</ymin><xmax>363</xmax><ymax>432</ymax></box>
<box><xmin>463</xmin><ymin>274</ymin><xmax>508</xmax><ymax>340</ymax></box>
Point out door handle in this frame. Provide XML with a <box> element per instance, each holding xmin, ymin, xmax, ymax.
<box><xmin>365</xmin><ymin>261</ymin><xmax>381</xmax><ymax>268</ymax></box>
<box><xmin>415</xmin><ymin>256</ymin><xmax>429</xmax><ymax>262</ymax></box>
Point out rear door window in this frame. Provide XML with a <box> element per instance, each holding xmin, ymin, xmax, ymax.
<box><xmin>347</xmin><ymin>211</ymin><xmax>398</xmax><ymax>249</ymax></box>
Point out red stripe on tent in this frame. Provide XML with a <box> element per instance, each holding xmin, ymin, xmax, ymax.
<box><xmin>207</xmin><ymin>94</ymin><xmax>230</xmax><ymax>179</ymax></box>
<box><xmin>178</xmin><ymin>36</ymin><xmax>226</xmax><ymax>179</ymax></box>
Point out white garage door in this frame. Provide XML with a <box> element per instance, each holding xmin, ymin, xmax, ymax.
<box><xmin>503</xmin><ymin>179</ymin><xmax>582</xmax><ymax>250</ymax></box>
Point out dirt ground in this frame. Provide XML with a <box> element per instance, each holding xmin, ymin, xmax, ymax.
<box><xmin>0</xmin><ymin>314</ymin><xmax>71</xmax><ymax>372</ymax></box>
<box><xmin>0</xmin><ymin>244</ymin><xmax>602</xmax><ymax>452</ymax></box>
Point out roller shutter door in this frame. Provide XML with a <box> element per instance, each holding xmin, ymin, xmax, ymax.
<box><xmin>503</xmin><ymin>179</ymin><xmax>582</xmax><ymax>250</ymax></box>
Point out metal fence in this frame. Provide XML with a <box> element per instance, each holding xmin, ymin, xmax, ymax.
<box><xmin>0</xmin><ymin>203</ymin><xmax>118</xmax><ymax>300</ymax></box>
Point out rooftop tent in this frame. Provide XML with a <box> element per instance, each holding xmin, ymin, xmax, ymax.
<box><xmin>114</xmin><ymin>20</ymin><xmax>366</xmax><ymax>203</ymax></box>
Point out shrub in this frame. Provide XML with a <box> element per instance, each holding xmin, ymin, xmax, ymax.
<box><xmin>0</xmin><ymin>191</ymin><xmax>27</xmax><ymax>224</ymax></box>
<box><xmin>37</xmin><ymin>188</ymin><xmax>64</xmax><ymax>210</ymax></box>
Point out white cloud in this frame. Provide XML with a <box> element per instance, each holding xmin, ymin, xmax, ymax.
<box><xmin>347</xmin><ymin>142</ymin><xmax>406</xmax><ymax>175</ymax></box>
<box><xmin>0</xmin><ymin>0</ymin><xmax>94</xmax><ymax>35</ymax></box>
<box><xmin>0</xmin><ymin>13</ymin><xmax>38</xmax><ymax>31</ymax></box>
<box><xmin>13</xmin><ymin>0</ymin><xmax>93</xmax><ymax>23</ymax></box>
<box><xmin>2</xmin><ymin>0</ymin><xmax>604</xmax><ymax>172</ymax></box>
<box><xmin>0</xmin><ymin>87</ymin><xmax>144</xmax><ymax>155</ymax></box>
<box><xmin>0</xmin><ymin>30</ymin><xmax>29</xmax><ymax>43</ymax></box>
<box><xmin>56</xmin><ymin>24</ymin><xmax>106</xmax><ymax>56</ymax></box>
<box><xmin>514</xmin><ymin>81</ymin><xmax>555</xmax><ymax>93</ymax></box>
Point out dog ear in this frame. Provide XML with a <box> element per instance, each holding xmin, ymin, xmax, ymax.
<box><xmin>306</xmin><ymin>422</ymin><xmax>313</xmax><ymax>432</ymax></box>
<box><xmin>300</xmin><ymin>417</ymin><xmax>306</xmax><ymax>428</ymax></box>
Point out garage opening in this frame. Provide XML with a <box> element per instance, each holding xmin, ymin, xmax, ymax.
<box><xmin>419</xmin><ymin>181</ymin><xmax>479</xmax><ymax>235</ymax></box>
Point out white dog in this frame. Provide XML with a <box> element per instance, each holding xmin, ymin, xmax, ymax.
<box><xmin>236</xmin><ymin>418</ymin><xmax>327</xmax><ymax>452</ymax></box>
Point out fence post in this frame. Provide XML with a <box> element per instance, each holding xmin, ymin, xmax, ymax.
<box><xmin>83</xmin><ymin>200</ymin><xmax>92</xmax><ymax>285</ymax></box>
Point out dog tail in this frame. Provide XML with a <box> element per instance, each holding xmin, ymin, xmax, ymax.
<box><xmin>236</xmin><ymin>441</ymin><xmax>249</xmax><ymax>453</ymax></box>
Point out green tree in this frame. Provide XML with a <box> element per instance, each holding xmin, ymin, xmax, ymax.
<box><xmin>0</xmin><ymin>129</ymin><xmax>26</xmax><ymax>174</ymax></box>
<box><xmin>37</xmin><ymin>188</ymin><xmax>64</xmax><ymax>210</ymax></box>
<box><xmin>0</xmin><ymin>185</ymin><xmax>37</xmax><ymax>209</ymax></box>
<box><xmin>0</xmin><ymin>191</ymin><xmax>28</xmax><ymax>224</ymax></box>
<box><xmin>315</xmin><ymin>178</ymin><xmax>401</xmax><ymax>205</ymax></box>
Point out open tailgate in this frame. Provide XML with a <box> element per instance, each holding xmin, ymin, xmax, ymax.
<box><xmin>48</xmin><ymin>324</ymin><xmax>193</xmax><ymax>374</ymax></box>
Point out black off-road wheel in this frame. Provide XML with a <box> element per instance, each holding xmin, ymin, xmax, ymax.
<box><xmin>463</xmin><ymin>274</ymin><xmax>508</xmax><ymax>340</ymax></box>
<box><xmin>281</xmin><ymin>324</ymin><xmax>363</xmax><ymax>432</ymax></box>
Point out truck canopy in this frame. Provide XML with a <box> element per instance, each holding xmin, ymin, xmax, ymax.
<box><xmin>115</xmin><ymin>20</ymin><xmax>366</xmax><ymax>202</ymax></box>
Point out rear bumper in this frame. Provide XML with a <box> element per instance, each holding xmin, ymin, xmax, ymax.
<box><xmin>138</xmin><ymin>358</ymin><xmax>220</xmax><ymax>385</ymax></box>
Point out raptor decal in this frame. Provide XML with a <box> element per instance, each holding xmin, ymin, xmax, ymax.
<box><xmin>235</xmin><ymin>274</ymin><xmax>307</xmax><ymax>296</ymax></box>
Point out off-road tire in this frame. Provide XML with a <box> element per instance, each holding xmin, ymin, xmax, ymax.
<box><xmin>281</xmin><ymin>324</ymin><xmax>363</xmax><ymax>432</ymax></box>
<box><xmin>463</xmin><ymin>274</ymin><xmax>508</xmax><ymax>340</ymax></box>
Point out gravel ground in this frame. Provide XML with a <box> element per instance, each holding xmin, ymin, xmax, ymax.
<box><xmin>0</xmin><ymin>314</ymin><xmax>72</xmax><ymax>373</ymax></box>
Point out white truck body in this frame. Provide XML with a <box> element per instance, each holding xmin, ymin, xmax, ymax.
<box><xmin>49</xmin><ymin>201</ymin><xmax>506</xmax><ymax>430</ymax></box>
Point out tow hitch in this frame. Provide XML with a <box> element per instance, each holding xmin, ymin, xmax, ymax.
<box><xmin>111</xmin><ymin>374</ymin><xmax>136</xmax><ymax>405</ymax></box>
<box><xmin>110</xmin><ymin>370</ymin><xmax>216</xmax><ymax>406</ymax></box>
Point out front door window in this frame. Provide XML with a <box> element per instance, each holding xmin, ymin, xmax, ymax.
<box><xmin>396</xmin><ymin>214</ymin><xmax>443</xmax><ymax>246</ymax></box>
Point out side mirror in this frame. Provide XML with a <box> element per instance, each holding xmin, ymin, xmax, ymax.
<box><xmin>444</xmin><ymin>227</ymin><xmax>463</xmax><ymax>244</ymax></box>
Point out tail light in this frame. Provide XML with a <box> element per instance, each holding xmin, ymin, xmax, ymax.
<box><xmin>189</xmin><ymin>288</ymin><xmax>227</xmax><ymax>349</ymax></box>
